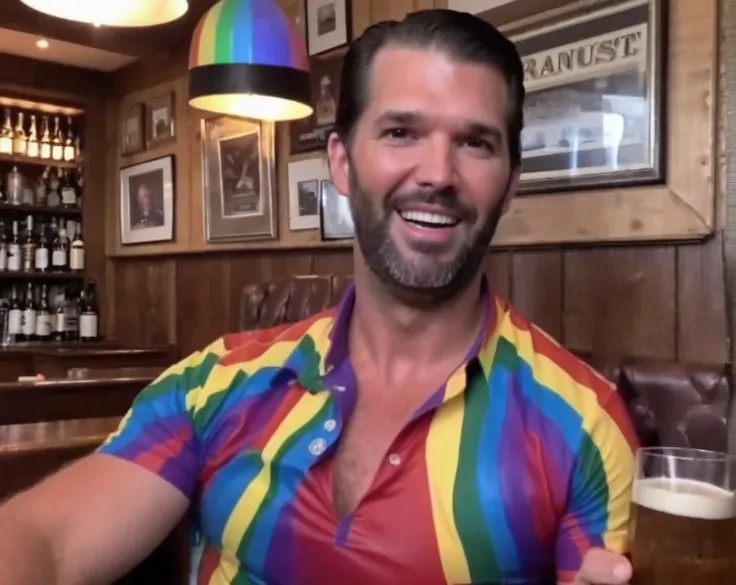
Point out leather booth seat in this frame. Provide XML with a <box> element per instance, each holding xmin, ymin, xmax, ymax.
<box><xmin>240</xmin><ymin>275</ymin><xmax>731</xmax><ymax>452</ymax></box>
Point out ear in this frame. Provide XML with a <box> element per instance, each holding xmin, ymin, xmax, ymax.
<box><xmin>501</xmin><ymin>166</ymin><xmax>521</xmax><ymax>215</ymax></box>
<box><xmin>327</xmin><ymin>131</ymin><xmax>351</xmax><ymax>196</ymax></box>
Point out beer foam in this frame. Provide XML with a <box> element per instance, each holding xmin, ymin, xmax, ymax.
<box><xmin>633</xmin><ymin>477</ymin><xmax>736</xmax><ymax>520</ymax></box>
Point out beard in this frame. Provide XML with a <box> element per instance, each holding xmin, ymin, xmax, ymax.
<box><xmin>348</xmin><ymin>166</ymin><xmax>507</xmax><ymax>304</ymax></box>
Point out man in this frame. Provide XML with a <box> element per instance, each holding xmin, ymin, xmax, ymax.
<box><xmin>0</xmin><ymin>9</ymin><xmax>638</xmax><ymax>585</ymax></box>
<box><xmin>133</xmin><ymin>182</ymin><xmax>164</xmax><ymax>228</ymax></box>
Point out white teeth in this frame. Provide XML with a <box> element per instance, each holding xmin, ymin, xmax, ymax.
<box><xmin>399</xmin><ymin>210</ymin><xmax>457</xmax><ymax>226</ymax></box>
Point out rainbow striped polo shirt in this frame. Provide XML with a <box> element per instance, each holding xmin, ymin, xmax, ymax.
<box><xmin>98</xmin><ymin>282</ymin><xmax>638</xmax><ymax>585</ymax></box>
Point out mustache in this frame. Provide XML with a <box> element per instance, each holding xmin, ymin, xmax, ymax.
<box><xmin>384</xmin><ymin>188</ymin><xmax>477</xmax><ymax>222</ymax></box>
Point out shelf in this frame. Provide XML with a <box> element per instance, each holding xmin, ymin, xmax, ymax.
<box><xmin>0</xmin><ymin>271</ymin><xmax>83</xmax><ymax>282</ymax></box>
<box><xmin>0</xmin><ymin>96</ymin><xmax>83</xmax><ymax>117</ymax></box>
<box><xmin>0</xmin><ymin>202</ymin><xmax>81</xmax><ymax>217</ymax></box>
<box><xmin>0</xmin><ymin>152</ymin><xmax>81</xmax><ymax>169</ymax></box>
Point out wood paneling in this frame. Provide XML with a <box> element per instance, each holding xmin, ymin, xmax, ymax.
<box><xmin>105</xmin><ymin>0</ymin><xmax>730</xmax><ymax>365</ymax></box>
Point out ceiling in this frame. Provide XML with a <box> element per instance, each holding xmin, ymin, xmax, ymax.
<box><xmin>0</xmin><ymin>0</ymin><xmax>220</xmax><ymax>71</ymax></box>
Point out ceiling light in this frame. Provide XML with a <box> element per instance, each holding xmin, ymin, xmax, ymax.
<box><xmin>36</xmin><ymin>39</ymin><xmax>49</xmax><ymax>49</ymax></box>
<box><xmin>188</xmin><ymin>0</ymin><xmax>312</xmax><ymax>122</ymax></box>
<box><xmin>20</xmin><ymin>0</ymin><xmax>189</xmax><ymax>27</ymax></box>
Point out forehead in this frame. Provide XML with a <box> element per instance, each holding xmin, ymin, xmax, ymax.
<box><xmin>364</xmin><ymin>45</ymin><xmax>509</xmax><ymax>125</ymax></box>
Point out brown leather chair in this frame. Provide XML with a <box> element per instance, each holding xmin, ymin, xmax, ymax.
<box><xmin>239</xmin><ymin>275</ymin><xmax>732</xmax><ymax>453</ymax></box>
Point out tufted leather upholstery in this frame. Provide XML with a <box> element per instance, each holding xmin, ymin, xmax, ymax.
<box><xmin>239</xmin><ymin>275</ymin><xmax>732</xmax><ymax>452</ymax></box>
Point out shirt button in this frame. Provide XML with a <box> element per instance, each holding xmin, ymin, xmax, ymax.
<box><xmin>308</xmin><ymin>438</ymin><xmax>327</xmax><ymax>456</ymax></box>
<box><xmin>388</xmin><ymin>453</ymin><xmax>401</xmax><ymax>466</ymax></box>
<box><xmin>323</xmin><ymin>419</ymin><xmax>337</xmax><ymax>432</ymax></box>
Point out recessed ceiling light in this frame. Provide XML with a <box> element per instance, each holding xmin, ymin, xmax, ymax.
<box><xmin>36</xmin><ymin>39</ymin><xmax>49</xmax><ymax>49</ymax></box>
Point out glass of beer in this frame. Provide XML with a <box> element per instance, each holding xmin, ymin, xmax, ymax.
<box><xmin>629</xmin><ymin>447</ymin><xmax>736</xmax><ymax>584</ymax></box>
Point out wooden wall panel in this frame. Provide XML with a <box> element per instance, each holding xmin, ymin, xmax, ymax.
<box><xmin>105</xmin><ymin>0</ymin><xmax>730</xmax><ymax>366</ymax></box>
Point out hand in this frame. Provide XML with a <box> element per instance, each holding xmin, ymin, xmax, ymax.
<box><xmin>573</xmin><ymin>548</ymin><xmax>632</xmax><ymax>584</ymax></box>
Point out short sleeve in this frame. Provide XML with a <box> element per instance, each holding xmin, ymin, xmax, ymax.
<box><xmin>97</xmin><ymin>343</ymin><xmax>221</xmax><ymax>499</ymax></box>
<box><xmin>555</xmin><ymin>388</ymin><xmax>639</xmax><ymax>583</ymax></box>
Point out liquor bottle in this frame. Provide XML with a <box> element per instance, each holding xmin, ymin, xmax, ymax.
<box><xmin>21</xmin><ymin>215</ymin><xmax>35</xmax><ymax>273</ymax></box>
<box><xmin>60</xmin><ymin>169</ymin><xmax>77</xmax><ymax>209</ymax></box>
<box><xmin>12</xmin><ymin>111</ymin><xmax>26</xmax><ymax>156</ymax></box>
<box><xmin>26</xmin><ymin>114</ymin><xmax>39</xmax><ymax>158</ymax></box>
<box><xmin>79</xmin><ymin>281</ymin><xmax>98</xmax><ymax>342</ymax></box>
<box><xmin>51</xmin><ymin>223</ymin><xmax>68</xmax><ymax>272</ymax></box>
<box><xmin>7</xmin><ymin>220</ymin><xmax>20</xmax><ymax>272</ymax></box>
<box><xmin>69</xmin><ymin>221</ymin><xmax>84</xmax><ymax>272</ymax></box>
<box><xmin>53</xmin><ymin>289</ymin><xmax>66</xmax><ymax>342</ymax></box>
<box><xmin>51</xmin><ymin>115</ymin><xmax>63</xmax><ymax>161</ymax></box>
<box><xmin>0</xmin><ymin>221</ymin><xmax>8</xmax><ymax>271</ymax></box>
<box><xmin>63</xmin><ymin>116</ymin><xmax>75</xmax><ymax>162</ymax></box>
<box><xmin>40</xmin><ymin>115</ymin><xmax>51</xmax><ymax>160</ymax></box>
<box><xmin>20</xmin><ymin>282</ymin><xmax>36</xmax><ymax>342</ymax></box>
<box><xmin>7</xmin><ymin>285</ymin><xmax>21</xmax><ymax>342</ymax></box>
<box><xmin>64</xmin><ymin>284</ymin><xmax>79</xmax><ymax>341</ymax></box>
<box><xmin>34</xmin><ymin>167</ymin><xmax>49</xmax><ymax>206</ymax></box>
<box><xmin>46</xmin><ymin>169</ymin><xmax>60</xmax><ymax>207</ymax></box>
<box><xmin>35</xmin><ymin>284</ymin><xmax>51</xmax><ymax>342</ymax></box>
<box><xmin>35</xmin><ymin>221</ymin><xmax>50</xmax><ymax>273</ymax></box>
<box><xmin>0</xmin><ymin>108</ymin><xmax>12</xmax><ymax>154</ymax></box>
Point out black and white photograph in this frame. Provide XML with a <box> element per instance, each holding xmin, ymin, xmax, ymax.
<box><xmin>202</xmin><ymin>116</ymin><xmax>277</xmax><ymax>243</ymax></box>
<box><xmin>320</xmin><ymin>179</ymin><xmax>354</xmax><ymax>240</ymax></box>
<box><xmin>121</xmin><ymin>103</ymin><xmax>144</xmax><ymax>155</ymax></box>
<box><xmin>119</xmin><ymin>155</ymin><xmax>175</xmax><ymax>245</ymax></box>
<box><xmin>288</xmin><ymin>157</ymin><xmax>329</xmax><ymax>231</ymax></box>
<box><xmin>305</xmin><ymin>0</ymin><xmax>351</xmax><ymax>56</ymax></box>
<box><xmin>511</xmin><ymin>0</ymin><xmax>665</xmax><ymax>193</ymax></box>
<box><xmin>218</xmin><ymin>130</ymin><xmax>261</xmax><ymax>217</ymax></box>
<box><xmin>147</xmin><ymin>92</ymin><xmax>175</xmax><ymax>146</ymax></box>
<box><xmin>290</xmin><ymin>53</ymin><xmax>343</xmax><ymax>153</ymax></box>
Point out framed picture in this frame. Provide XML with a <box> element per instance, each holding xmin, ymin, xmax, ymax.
<box><xmin>290</xmin><ymin>53</ymin><xmax>343</xmax><ymax>153</ymax></box>
<box><xmin>201</xmin><ymin>116</ymin><xmax>277</xmax><ymax>243</ymax></box>
<box><xmin>448</xmin><ymin>0</ymin><xmax>516</xmax><ymax>13</ymax></box>
<box><xmin>512</xmin><ymin>0</ymin><xmax>666</xmax><ymax>194</ymax></box>
<box><xmin>319</xmin><ymin>179</ymin><xmax>354</xmax><ymax>240</ymax></box>
<box><xmin>147</xmin><ymin>92</ymin><xmax>175</xmax><ymax>147</ymax></box>
<box><xmin>119</xmin><ymin>155</ymin><xmax>175</xmax><ymax>245</ymax></box>
<box><xmin>288</xmin><ymin>157</ymin><xmax>329</xmax><ymax>231</ymax></box>
<box><xmin>305</xmin><ymin>0</ymin><xmax>351</xmax><ymax>56</ymax></box>
<box><xmin>121</xmin><ymin>103</ymin><xmax>144</xmax><ymax>155</ymax></box>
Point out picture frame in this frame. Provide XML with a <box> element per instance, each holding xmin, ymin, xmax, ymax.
<box><xmin>290</xmin><ymin>53</ymin><xmax>343</xmax><ymax>154</ymax></box>
<box><xmin>119</xmin><ymin>155</ymin><xmax>175</xmax><ymax>245</ymax></box>
<box><xmin>201</xmin><ymin>116</ymin><xmax>277</xmax><ymax>243</ymax></box>
<box><xmin>121</xmin><ymin>103</ymin><xmax>144</xmax><ymax>155</ymax></box>
<box><xmin>305</xmin><ymin>0</ymin><xmax>351</xmax><ymax>56</ymax></box>
<box><xmin>319</xmin><ymin>179</ymin><xmax>354</xmax><ymax>240</ymax></box>
<box><xmin>288</xmin><ymin>157</ymin><xmax>329</xmax><ymax>231</ymax></box>
<box><xmin>147</xmin><ymin>92</ymin><xmax>175</xmax><ymax>147</ymax></box>
<box><xmin>512</xmin><ymin>0</ymin><xmax>666</xmax><ymax>194</ymax></box>
<box><xmin>447</xmin><ymin>0</ymin><xmax>516</xmax><ymax>14</ymax></box>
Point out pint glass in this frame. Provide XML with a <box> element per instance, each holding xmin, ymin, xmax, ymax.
<box><xmin>629</xmin><ymin>447</ymin><xmax>736</xmax><ymax>584</ymax></box>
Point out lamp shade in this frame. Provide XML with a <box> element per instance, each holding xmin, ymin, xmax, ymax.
<box><xmin>20</xmin><ymin>0</ymin><xmax>189</xmax><ymax>27</ymax></box>
<box><xmin>188</xmin><ymin>0</ymin><xmax>312</xmax><ymax>122</ymax></box>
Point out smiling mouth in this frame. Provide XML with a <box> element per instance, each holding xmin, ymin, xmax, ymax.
<box><xmin>398</xmin><ymin>209</ymin><xmax>460</xmax><ymax>228</ymax></box>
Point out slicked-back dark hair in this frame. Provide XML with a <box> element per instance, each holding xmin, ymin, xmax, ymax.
<box><xmin>334</xmin><ymin>9</ymin><xmax>526</xmax><ymax>168</ymax></box>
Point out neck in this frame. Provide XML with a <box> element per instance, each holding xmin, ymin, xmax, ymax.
<box><xmin>348</xmin><ymin>252</ymin><xmax>486</xmax><ymax>382</ymax></box>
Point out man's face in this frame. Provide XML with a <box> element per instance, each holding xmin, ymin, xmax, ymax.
<box><xmin>137</xmin><ymin>185</ymin><xmax>151</xmax><ymax>215</ymax></box>
<box><xmin>328</xmin><ymin>46</ymin><xmax>519</xmax><ymax>298</ymax></box>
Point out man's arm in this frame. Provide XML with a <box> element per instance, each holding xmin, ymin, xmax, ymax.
<box><xmin>0</xmin><ymin>454</ymin><xmax>188</xmax><ymax>585</ymax></box>
<box><xmin>556</xmin><ymin>385</ymin><xmax>639</xmax><ymax>585</ymax></box>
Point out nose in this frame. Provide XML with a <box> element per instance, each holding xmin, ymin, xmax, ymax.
<box><xmin>414</xmin><ymin>134</ymin><xmax>455</xmax><ymax>190</ymax></box>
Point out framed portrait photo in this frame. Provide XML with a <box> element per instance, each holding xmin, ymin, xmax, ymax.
<box><xmin>305</xmin><ymin>0</ymin><xmax>351</xmax><ymax>56</ymax></box>
<box><xmin>119</xmin><ymin>155</ymin><xmax>175</xmax><ymax>245</ymax></box>
<box><xmin>288</xmin><ymin>157</ymin><xmax>329</xmax><ymax>231</ymax></box>
<box><xmin>319</xmin><ymin>179</ymin><xmax>354</xmax><ymax>240</ymax></box>
<box><xmin>512</xmin><ymin>0</ymin><xmax>666</xmax><ymax>194</ymax></box>
<box><xmin>147</xmin><ymin>92</ymin><xmax>175</xmax><ymax>147</ymax></box>
<box><xmin>201</xmin><ymin>116</ymin><xmax>277</xmax><ymax>243</ymax></box>
<box><xmin>121</xmin><ymin>103</ymin><xmax>144</xmax><ymax>155</ymax></box>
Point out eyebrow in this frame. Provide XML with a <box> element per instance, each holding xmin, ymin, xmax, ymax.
<box><xmin>374</xmin><ymin>109</ymin><xmax>504</xmax><ymax>143</ymax></box>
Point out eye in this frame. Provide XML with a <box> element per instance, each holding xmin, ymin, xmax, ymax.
<box><xmin>464</xmin><ymin>137</ymin><xmax>495</xmax><ymax>152</ymax></box>
<box><xmin>382</xmin><ymin>127</ymin><xmax>414</xmax><ymax>140</ymax></box>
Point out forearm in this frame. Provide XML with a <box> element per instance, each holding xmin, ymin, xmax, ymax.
<box><xmin>0</xmin><ymin>499</ymin><xmax>60</xmax><ymax>585</ymax></box>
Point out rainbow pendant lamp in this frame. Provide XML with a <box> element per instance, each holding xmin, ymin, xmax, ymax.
<box><xmin>189</xmin><ymin>0</ymin><xmax>312</xmax><ymax>122</ymax></box>
<box><xmin>20</xmin><ymin>0</ymin><xmax>189</xmax><ymax>26</ymax></box>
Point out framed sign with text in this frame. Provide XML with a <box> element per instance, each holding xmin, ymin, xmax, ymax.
<box><xmin>512</xmin><ymin>0</ymin><xmax>666</xmax><ymax>194</ymax></box>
